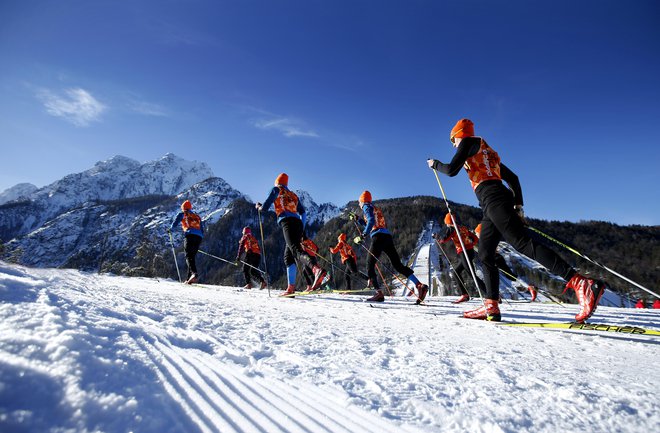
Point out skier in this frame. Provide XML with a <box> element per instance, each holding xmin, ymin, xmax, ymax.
<box><xmin>169</xmin><ymin>200</ymin><xmax>204</xmax><ymax>284</ymax></box>
<box><xmin>427</xmin><ymin>118</ymin><xmax>607</xmax><ymax>322</ymax></box>
<box><xmin>300</xmin><ymin>233</ymin><xmax>321</xmax><ymax>292</ymax></box>
<box><xmin>434</xmin><ymin>213</ymin><xmax>485</xmax><ymax>303</ymax></box>
<box><xmin>474</xmin><ymin>223</ymin><xmax>538</xmax><ymax>301</ymax></box>
<box><xmin>255</xmin><ymin>173</ymin><xmax>327</xmax><ymax>297</ymax></box>
<box><xmin>235</xmin><ymin>226</ymin><xmax>267</xmax><ymax>290</ymax></box>
<box><xmin>352</xmin><ymin>190</ymin><xmax>428</xmax><ymax>303</ymax></box>
<box><xmin>329</xmin><ymin>233</ymin><xmax>363</xmax><ymax>292</ymax></box>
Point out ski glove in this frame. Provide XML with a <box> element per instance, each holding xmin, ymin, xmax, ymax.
<box><xmin>427</xmin><ymin>159</ymin><xmax>441</xmax><ymax>170</ymax></box>
<box><xmin>353</xmin><ymin>236</ymin><xmax>363</xmax><ymax>244</ymax></box>
<box><xmin>255</xmin><ymin>202</ymin><xmax>263</xmax><ymax>211</ymax></box>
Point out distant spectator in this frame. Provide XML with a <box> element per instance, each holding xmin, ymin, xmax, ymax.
<box><xmin>635</xmin><ymin>299</ymin><xmax>646</xmax><ymax>309</ymax></box>
<box><xmin>653</xmin><ymin>299</ymin><xmax>660</xmax><ymax>309</ymax></box>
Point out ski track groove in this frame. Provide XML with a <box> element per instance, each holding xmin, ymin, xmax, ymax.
<box><xmin>153</xmin><ymin>339</ymin><xmax>262</xmax><ymax>433</ymax></box>
<box><xmin>136</xmin><ymin>322</ymin><xmax>363</xmax><ymax>433</ymax></box>
<box><xmin>191</xmin><ymin>352</ymin><xmax>295</xmax><ymax>433</ymax></box>
<box><xmin>137</xmin><ymin>337</ymin><xmax>214</xmax><ymax>433</ymax></box>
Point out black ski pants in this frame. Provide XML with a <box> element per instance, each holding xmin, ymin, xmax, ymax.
<box><xmin>366</xmin><ymin>232</ymin><xmax>413</xmax><ymax>291</ymax></box>
<box><xmin>476</xmin><ymin>181</ymin><xmax>574</xmax><ymax>299</ymax></box>
<box><xmin>279</xmin><ymin>217</ymin><xmax>317</xmax><ymax>271</ymax></box>
<box><xmin>243</xmin><ymin>251</ymin><xmax>264</xmax><ymax>285</ymax></box>
<box><xmin>184</xmin><ymin>233</ymin><xmax>202</xmax><ymax>280</ymax></box>
<box><xmin>342</xmin><ymin>257</ymin><xmax>360</xmax><ymax>291</ymax></box>
<box><xmin>453</xmin><ymin>248</ymin><xmax>486</xmax><ymax>297</ymax></box>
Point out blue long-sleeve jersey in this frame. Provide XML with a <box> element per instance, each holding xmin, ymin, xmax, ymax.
<box><xmin>170</xmin><ymin>211</ymin><xmax>204</xmax><ymax>238</ymax></box>
<box><xmin>261</xmin><ymin>186</ymin><xmax>307</xmax><ymax>227</ymax></box>
<box><xmin>359</xmin><ymin>203</ymin><xmax>390</xmax><ymax>238</ymax></box>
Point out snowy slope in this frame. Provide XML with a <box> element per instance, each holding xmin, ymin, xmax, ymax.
<box><xmin>0</xmin><ymin>183</ymin><xmax>38</xmax><ymax>205</ymax></box>
<box><xmin>1</xmin><ymin>261</ymin><xmax>658</xmax><ymax>433</ymax></box>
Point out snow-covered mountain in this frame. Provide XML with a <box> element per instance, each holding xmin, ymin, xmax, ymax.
<box><xmin>0</xmin><ymin>154</ymin><xmax>214</xmax><ymax>238</ymax></box>
<box><xmin>0</xmin><ymin>155</ymin><xmax>340</xmax><ymax>274</ymax></box>
<box><xmin>0</xmin><ymin>182</ymin><xmax>38</xmax><ymax>205</ymax></box>
<box><xmin>295</xmin><ymin>189</ymin><xmax>341</xmax><ymax>225</ymax></box>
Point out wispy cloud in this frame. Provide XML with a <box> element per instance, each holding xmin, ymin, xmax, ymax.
<box><xmin>242</xmin><ymin>105</ymin><xmax>365</xmax><ymax>151</ymax></box>
<box><xmin>126</xmin><ymin>99</ymin><xmax>169</xmax><ymax>117</ymax></box>
<box><xmin>37</xmin><ymin>87</ymin><xmax>106</xmax><ymax>127</ymax></box>
<box><xmin>253</xmin><ymin>116</ymin><xmax>320</xmax><ymax>138</ymax></box>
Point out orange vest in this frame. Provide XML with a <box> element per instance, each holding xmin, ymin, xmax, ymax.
<box><xmin>443</xmin><ymin>226</ymin><xmax>478</xmax><ymax>255</ymax></box>
<box><xmin>301</xmin><ymin>238</ymin><xmax>318</xmax><ymax>257</ymax></box>
<box><xmin>330</xmin><ymin>240</ymin><xmax>356</xmax><ymax>263</ymax></box>
<box><xmin>240</xmin><ymin>234</ymin><xmax>261</xmax><ymax>254</ymax></box>
<box><xmin>463</xmin><ymin>139</ymin><xmax>501</xmax><ymax>190</ymax></box>
<box><xmin>274</xmin><ymin>187</ymin><xmax>299</xmax><ymax>216</ymax></box>
<box><xmin>181</xmin><ymin>211</ymin><xmax>201</xmax><ymax>231</ymax></box>
<box><xmin>364</xmin><ymin>206</ymin><xmax>387</xmax><ymax>233</ymax></box>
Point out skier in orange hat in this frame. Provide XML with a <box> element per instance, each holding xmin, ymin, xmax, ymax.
<box><xmin>428</xmin><ymin>119</ymin><xmax>606</xmax><ymax>322</ymax></box>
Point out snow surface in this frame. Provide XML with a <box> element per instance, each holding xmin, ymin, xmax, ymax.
<box><xmin>1</xmin><ymin>260</ymin><xmax>659</xmax><ymax>433</ymax></box>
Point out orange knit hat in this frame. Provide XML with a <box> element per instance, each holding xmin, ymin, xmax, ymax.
<box><xmin>181</xmin><ymin>200</ymin><xmax>192</xmax><ymax>211</ymax></box>
<box><xmin>359</xmin><ymin>190</ymin><xmax>372</xmax><ymax>203</ymax></box>
<box><xmin>475</xmin><ymin>223</ymin><xmax>482</xmax><ymax>236</ymax></box>
<box><xmin>450</xmin><ymin>119</ymin><xmax>475</xmax><ymax>143</ymax></box>
<box><xmin>274</xmin><ymin>173</ymin><xmax>288</xmax><ymax>186</ymax></box>
<box><xmin>444</xmin><ymin>212</ymin><xmax>452</xmax><ymax>225</ymax></box>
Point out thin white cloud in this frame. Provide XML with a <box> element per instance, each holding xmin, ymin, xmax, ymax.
<box><xmin>37</xmin><ymin>87</ymin><xmax>106</xmax><ymax>127</ymax></box>
<box><xmin>253</xmin><ymin>116</ymin><xmax>320</xmax><ymax>138</ymax></box>
<box><xmin>241</xmin><ymin>105</ymin><xmax>365</xmax><ymax>151</ymax></box>
<box><xmin>127</xmin><ymin>99</ymin><xmax>169</xmax><ymax>117</ymax></box>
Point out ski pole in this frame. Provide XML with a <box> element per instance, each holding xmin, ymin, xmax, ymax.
<box><xmin>257</xmin><ymin>208</ymin><xmax>271</xmax><ymax>297</ymax></box>
<box><xmin>239</xmin><ymin>259</ymin><xmax>268</xmax><ymax>275</ymax></box>
<box><xmin>431</xmin><ymin>169</ymin><xmax>486</xmax><ymax>303</ymax></box>
<box><xmin>168</xmin><ymin>231</ymin><xmax>182</xmax><ymax>283</ymax></box>
<box><xmin>197</xmin><ymin>249</ymin><xmax>266</xmax><ymax>275</ymax></box>
<box><xmin>198</xmin><ymin>249</ymin><xmax>238</xmax><ymax>266</ymax></box>
<box><xmin>528</xmin><ymin>225</ymin><xmax>658</xmax><ymax>299</ymax></box>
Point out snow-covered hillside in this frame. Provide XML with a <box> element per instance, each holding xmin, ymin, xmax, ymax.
<box><xmin>1</xmin><ymin>261</ymin><xmax>658</xmax><ymax>433</ymax></box>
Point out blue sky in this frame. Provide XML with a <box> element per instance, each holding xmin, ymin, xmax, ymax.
<box><xmin>1</xmin><ymin>0</ymin><xmax>658</xmax><ymax>225</ymax></box>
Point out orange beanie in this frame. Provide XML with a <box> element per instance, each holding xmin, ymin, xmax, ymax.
<box><xmin>181</xmin><ymin>200</ymin><xmax>192</xmax><ymax>211</ymax></box>
<box><xmin>274</xmin><ymin>173</ymin><xmax>288</xmax><ymax>186</ymax></box>
<box><xmin>475</xmin><ymin>223</ymin><xmax>482</xmax><ymax>236</ymax></box>
<box><xmin>359</xmin><ymin>190</ymin><xmax>372</xmax><ymax>203</ymax></box>
<box><xmin>450</xmin><ymin>119</ymin><xmax>475</xmax><ymax>143</ymax></box>
<box><xmin>444</xmin><ymin>213</ymin><xmax>452</xmax><ymax>225</ymax></box>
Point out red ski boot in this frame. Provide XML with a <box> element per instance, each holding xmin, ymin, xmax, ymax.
<box><xmin>279</xmin><ymin>284</ymin><xmax>296</xmax><ymax>298</ymax></box>
<box><xmin>310</xmin><ymin>265</ymin><xmax>327</xmax><ymax>291</ymax></box>
<box><xmin>452</xmin><ymin>294</ymin><xmax>470</xmax><ymax>304</ymax></box>
<box><xmin>415</xmin><ymin>282</ymin><xmax>428</xmax><ymax>305</ymax></box>
<box><xmin>565</xmin><ymin>274</ymin><xmax>606</xmax><ymax>323</ymax></box>
<box><xmin>463</xmin><ymin>299</ymin><xmax>501</xmax><ymax>321</ymax></box>
<box><xmin>367</xmin><ymin>290</ymin><xmax>385</xmax><ymax>302</ymax></box>
<box><xmin>528</xmin><ymin>285</ymin><xmax>538</xmax><ymax>302</ymax></box>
